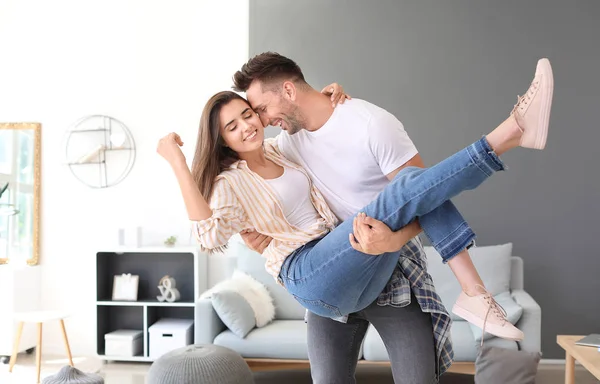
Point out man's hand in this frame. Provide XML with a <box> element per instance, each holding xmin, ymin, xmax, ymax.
<box><xmin>240</xmin><ymin>229</ymin><xmax>273</xmax><ymax>254</ymax></box>
<box><xmin>349</xmin><ymin>213</ymin><xmax>422</xmax><ymax>255</ymax></box>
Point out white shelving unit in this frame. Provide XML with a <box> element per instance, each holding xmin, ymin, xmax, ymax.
<box><xmin>94</xmin><ymin>246</ymin><xmax>207</xmax><ymax>362</ymax></box>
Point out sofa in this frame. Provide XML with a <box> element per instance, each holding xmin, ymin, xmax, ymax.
<box><xmin>194</xmin><ymin>240</ymin><xmax>541</xmax><ymax>374</ymax></box>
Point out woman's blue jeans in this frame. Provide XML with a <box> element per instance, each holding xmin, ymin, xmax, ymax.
<box><xmin>279</xmin><ymin>137</ymin><xmax>506</xmax><ymax>318</ymax></box>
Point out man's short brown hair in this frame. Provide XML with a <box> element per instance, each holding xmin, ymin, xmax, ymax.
<box><xmin>233</xmin><ymin>52</ymin><xmax>307</xmax><ymax>92</ymax></box>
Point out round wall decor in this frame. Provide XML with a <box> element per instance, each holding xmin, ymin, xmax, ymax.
<box><xmin>64</xmin><ymin>115</ymin><xmax>136</xmax><ymax>189</ymax></box>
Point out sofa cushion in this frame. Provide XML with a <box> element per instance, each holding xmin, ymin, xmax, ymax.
<box><xmin>362</xmin><ymin>320</ymin><xmax>518</xmax><ymax>362</ymax></box>
<box><xmin>214</xmin><ymin>320</ymin><xmax>309</xmax><ymax>359</ymax></box>
<box><xmin>469</xmin><ymin>291</ymin><xmax>523</xmax><ymax>343</ymax></box>
<box><xmin>201</xmin><ymin>269</ymin><xmax>275</xmax><ymax>327</ymax></box>
<box><xmin>232</xmin><ymin>239</ymin><xmax>306</xmax><ymax>320</ymax></box>
<box><xmin>211</xmin><ymin>290</ymin><xmax>256</xmax><ymax>338</ymax></box>
<box><xmin>425</xmin><ymin>243</ymin><xmax>513</xmax><ymax>320</ymax></box>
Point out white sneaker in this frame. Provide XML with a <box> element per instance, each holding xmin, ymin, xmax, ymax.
<box><xmin>511</xmin><ymin>58</ymin><xmax>554</xmax><ymax>150</ymax></box>
<box><xmin>452</xmin><ymin>287</ymin><xmax>524</xmax><ymax>342</ymax></box>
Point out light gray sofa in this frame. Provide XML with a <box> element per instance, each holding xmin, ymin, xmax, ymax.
<box><xmin>195</xmin><ymin>241</ymin><xmax>541</xmax><ymax>373</ymax></box>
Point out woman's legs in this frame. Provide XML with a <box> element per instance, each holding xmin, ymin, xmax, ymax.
<box><xmin>414</xmin><ymin>56</ymin><xmax>552</xmax><ymax>262</ymax></box>
<box><xmin>448</xmin><ymin>249</ymin><xmax>485</xmax><ymax>294</ymax></box>
<box><xmin>372</xmin><ymin>55</ymin><xmax>552</xmax><ymax>231</ymax></box>
<box><xmin>360</xmin><ymin>136</ymin><xmax>508</xmax><ymax>235</ymax></box>
<box><xmin>434</xmin><ymin>57</ymin><xmax>553</xmax><ymax>339</ymax></box>
<box><xmin>282</xmin><ymin>137</ymin><xmax>513</xmax><ymax>315</ymax></box>
<box><xmin>408</xmin><ymin>198</ymin><xmax>485</xmax><ymax>295</ymax></box>
<box><xmin>411</xmin><ymin>114</ymin><xmax>525</xmax><ymax>340</ymax></box>
<box><xmin>282</xmin><ymin>58</ymin><xmax>553</xmax><ymax>339</ymax></box>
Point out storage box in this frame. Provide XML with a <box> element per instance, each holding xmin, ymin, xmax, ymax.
<box><xmin>148</xmin><ymin>318</ymin><xmax>194</xmax><ymax>359</ymax></box>
<box><xmin>104</xmin><ymin>329</ymin><xmax>143</xmax><ymax>357</ymax></box>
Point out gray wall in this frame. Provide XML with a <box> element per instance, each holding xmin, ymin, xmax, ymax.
<box><xmin>249</xmin><ymin>0</ymin><xmax>600</xmax><ymax>359</ymax></box>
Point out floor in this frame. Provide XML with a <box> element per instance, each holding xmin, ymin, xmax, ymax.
<box><xmin>1</xmin><ymin>353</ymin><xmax>599</xmax><ymax>384</ymax></box>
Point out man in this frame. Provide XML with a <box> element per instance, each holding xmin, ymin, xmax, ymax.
<box><xmin>231</xmin><ymin>52</ymin><xmax>503</xmax><ymax>383</ymax></box>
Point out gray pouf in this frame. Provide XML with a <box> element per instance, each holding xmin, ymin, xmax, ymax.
<box><xmin>147</xmin><ymin>344</ymin><xmax>254</xmax><ymax>384</ymax></box>
<box><xmin>42</xmin><ymin>365</ymin><xmax>104</xmax><ymax>384</ymax></box>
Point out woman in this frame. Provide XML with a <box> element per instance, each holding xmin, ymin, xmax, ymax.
<box><xmin>158</xmin><ymin>58</ymin><xmax>553</xmax><ymax>342</ymax></box>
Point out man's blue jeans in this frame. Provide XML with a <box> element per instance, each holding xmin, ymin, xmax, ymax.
<box><xmin>279</xmin><ymin>137</ymin><xmax>506</xmax><ymax>318</ymax></box>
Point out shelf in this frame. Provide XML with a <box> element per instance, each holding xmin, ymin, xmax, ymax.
<box><xmin>66</xmin><ymin>148</ymin><xmax>131</xmax><ymax>166</ymax></box>
<box><xmin>106</xmin><ymin>147</ymin><xmax>133</xmax><ymax>151</ymax></box>
<box><xmin>66</xmin><ymin>161</ymin><xmax>106</xmax><ymax>166</ymax></box>
<box><xmin>96</xmin><ymin>306</ymin><xmax>144</xmax><ymax>357</ymax></box>
<box><xmin>147</xmin><ymin>306</ymin><xmax>194</xmax><ymax>323</ymax></box>
<box><xmin>95</xmin><ymin>247</ymin><xmax>207</xmax><ymax>363</ymax></box>
<box><xmin>97</xmin><ymin>354</ymin><xmax>153</xmax><ymax>362</ymax></box>
<box><xmin>68</xmin><ymin>128</ymin><xmax>109</xmax><ymax>133</ymax></box>
<box><xmin>96</xmin><ymin>251</ymin><xmax>197</xmax><ymax>302</ymax></box>
<box><xmin>97</xmin><ymin>300</ymin><xmax>195</xmax><ymax>307</ymax></box>
<box><xmin>107</xmin><ymin>246</ymin><xmax>200</xmax><ymax>254</ymax></box>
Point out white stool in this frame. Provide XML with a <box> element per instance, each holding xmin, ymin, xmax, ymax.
<box><xmin>8</xmin><ymin>310</ymin><xmax>74</xmax><ymax>384</ymax></box>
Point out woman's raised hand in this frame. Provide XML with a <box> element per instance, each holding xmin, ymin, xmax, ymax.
<box><xmin>157</xmin><ymin>132</ymin><xmax>186</xmax><ymax>167</ymax></box>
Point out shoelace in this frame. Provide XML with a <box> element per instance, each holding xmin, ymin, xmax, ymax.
<box><xmin>476</xmin><ymin>285</ymin><xmax>508</xmax><ymax>347</ymax></box>
<box><xmin>511</xmin><ymin>80</ymin><xmax>540</xmax><ymax>116</ymax></box>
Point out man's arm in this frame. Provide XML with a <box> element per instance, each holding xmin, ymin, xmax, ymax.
<box><xmin>350</xmin><ymin>153</ymin><xmax>426</xmax><ymax>255</ymax></box>
<box><xmin>385</xmin><ymin>153</ymin><xmax>425</xmax><ymax>180</ymax></box>
<box><xmin>384</xmin><ymin>153</ymin><xmax>425</xmax><ymax>249</ymax></box>
<box><xmin>370</xmin><ymin>110</ymin><xmax>426</xmax><ymax>237</ymax></box>
<box><xmin>351</xmin><ymin>113</ymin><xmax>425</xmax><ymax>254</ymax></box>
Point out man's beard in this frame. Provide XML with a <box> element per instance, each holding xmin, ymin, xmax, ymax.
<box><xmin>285</xmin><ymin>107</ymin><xmax>306</xmax><ymax>135</ymax></box>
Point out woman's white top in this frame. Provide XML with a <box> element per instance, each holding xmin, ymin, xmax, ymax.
<box><xmin>265</xmin><ymin>166</ymin><xmax>322</xmax><ymax>231</ymax></box>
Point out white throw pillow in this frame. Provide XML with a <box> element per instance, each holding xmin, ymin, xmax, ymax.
<box><xmin>200</xmin><ymin>270</ymin><xmax>276</xmax><ymax>327</ymax></box>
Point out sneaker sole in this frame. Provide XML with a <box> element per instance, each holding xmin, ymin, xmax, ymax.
<box><xmin>533</xmin><ymin>58</ymin><xmax>554</xmax><ymax>150</ymax></box>
<box><xmin>451</xmin><ymin>304</ymin><xmax>524</xmax><ymax>341</ymax></box>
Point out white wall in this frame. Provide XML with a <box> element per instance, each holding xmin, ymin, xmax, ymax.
<box><xmin>0</xmin><ymin>0</ymin><xmax>249</xmax><ymax>355</ymax></box>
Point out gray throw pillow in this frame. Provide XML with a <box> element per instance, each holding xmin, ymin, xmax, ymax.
<box><xmin>211</xmin><ymin>290</ymin><xmax>256</xmax><ymax>338</ymax></box>
<box><xmin>475</xmin><ymin>345</ymin><xmax>541</xmax><ymax>384</ymax></box>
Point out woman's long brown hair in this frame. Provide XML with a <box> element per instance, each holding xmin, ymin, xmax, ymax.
<box><xmin>191</xmin><ymin>91</ymin><xmax>247</xmax><ymax>201</ymax></box>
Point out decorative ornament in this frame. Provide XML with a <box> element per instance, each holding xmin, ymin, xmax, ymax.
<box><xmin>156</xmin><ymin>275</ymin><xmax>181</xmax><ymax>302</ymax></box>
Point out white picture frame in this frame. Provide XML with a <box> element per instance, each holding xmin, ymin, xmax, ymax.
<box><xmin>112</xmin><ymin>273</ymin><xmax>139</xmax><ymax>301</ymax></box>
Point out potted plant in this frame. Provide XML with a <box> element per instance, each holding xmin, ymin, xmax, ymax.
<box><xmin>164</xmin><ymin>236</ymin><xmax>177</xmax><ymax>247</ymax></box>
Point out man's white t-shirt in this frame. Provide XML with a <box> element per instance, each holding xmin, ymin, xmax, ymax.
<box><xmin>276</xmin><ymin>98</ymin><xmax>418</xmax><ymax>222</ymax></box>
